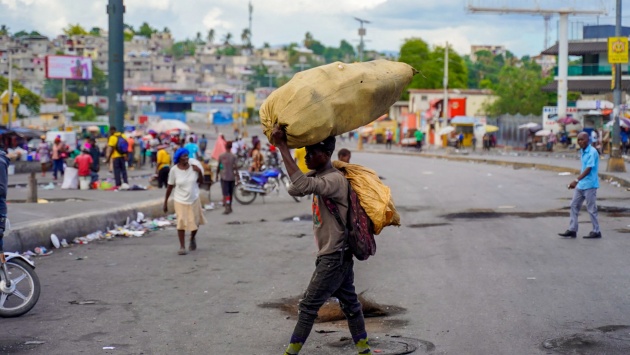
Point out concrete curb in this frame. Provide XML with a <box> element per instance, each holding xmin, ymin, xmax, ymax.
<box><xmin>4</xmin><ymin>198</ymin><xmax>165</xmax><ymax>253</ymax></box>
<box><xmin>361</xmin><ymin>149</ymin><xmax>630</xmax><ymax>188</ymax></box>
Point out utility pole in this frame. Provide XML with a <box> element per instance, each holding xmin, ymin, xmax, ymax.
<box><xmin>608</xmin><ymin>0</ymin><xmax>626</xmax><ymax>172</ymax></box>
<box><xmin>107</xmin><ymin>0</ymin><xmax>125</xmax><ymax>131</ymax></box>
<box><xmin>443</xmin><ymin>42</ymin><xmax>449</xmax><ymax>121</ymax></box>
<box><xmin>354</xmin><ymin>17</ymin><xmax>370</xmax><ymax>62</ymax></box>
<box><xmin>248</xmin><ymin>1</ymin><xmax>253</xmax><ymax>44</ymax></box>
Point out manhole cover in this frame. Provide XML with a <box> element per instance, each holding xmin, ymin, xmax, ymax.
<box><xmin>325</xmin><ymin>335</ymin><xmax>434</xmax><ymax>354</ymax></box>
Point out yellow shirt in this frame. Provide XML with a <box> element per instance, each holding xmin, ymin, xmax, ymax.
<box><xmin>108</xmin><ymin>133</ymin><xmax>127</xmax><ymax>159</ymax></box>
<box><xmin>156</xmin><ymin>149</ymin><xmax>171</xmax><ymax>171</ymax></box>
<box><xmin>294</xmin><ymin>147</ymin><xmax>309</xmax><ymax>173</ymax></box>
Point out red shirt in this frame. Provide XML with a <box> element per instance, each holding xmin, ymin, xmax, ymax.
<box><xmin>75</xmin><ymin>154</ymin><xmax>94</xmax><ymax>177</ymax></box>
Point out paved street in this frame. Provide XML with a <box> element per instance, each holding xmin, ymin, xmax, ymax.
<box><xmin>2</xmin><ymin>151</ymin><xmax>630</xmax><ymax>354</ymax></box>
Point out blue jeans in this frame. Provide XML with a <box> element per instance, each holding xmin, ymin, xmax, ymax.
<box><xmin>52</xmin><ymin>159</ymin><xmax>64</xmax><ymax>179</ymax></box>
<box><xmin>569</xmin><ymin>188</ymin><xmax>600</xmax><ymax>233</ymax></box>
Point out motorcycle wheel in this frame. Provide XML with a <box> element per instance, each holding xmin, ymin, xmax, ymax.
<box><xmin>234</xmin><ymin>183</ymin><xmax>257</xmax><ymax>205</ymax></box>
<box><xmin>280</xmin><ymin>175</ymin><xmax>301</xmax><ymax>203</ymax></box>
<box><xmin>0</xmin><ymin>259</ymin><xmax>41</xmax><ymax>318</ymax></box>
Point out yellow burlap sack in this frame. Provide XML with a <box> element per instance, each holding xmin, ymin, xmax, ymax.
<box><xmin>333</xmin><ymin>160</ymin><xmax>400</xmax><ymax>235</ymax></box>
<box><xmin>261</xmin><ymin>60</ymin><xmax>417</xmax><ymax>148</ymax></box>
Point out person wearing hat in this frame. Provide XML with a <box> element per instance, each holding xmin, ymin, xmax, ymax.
<box><xmin>36</xmin><ymin>135</ymin><xmax>51</xmax><ymax>177</ymax></box>
<box><xmin>163</xmin><ymin>148</ymin><xmax>206</xmax><ymax>255</ymax></box>
<box><xmin>271</xmin><ymin>126</ymin><xmax>373</xmax><ymax>355</ymax></box>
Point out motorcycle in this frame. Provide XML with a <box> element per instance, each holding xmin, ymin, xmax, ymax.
<box><xmin>234</xmin><ymin>167</ymin><xmax>301</xmax><ymax>205</ymax></box>
<box><xmin>0</xmin><ymin>252</ymin><xmax>40</xmax><ymax>317</ymax></box>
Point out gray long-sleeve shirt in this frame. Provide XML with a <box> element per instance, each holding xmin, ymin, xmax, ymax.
<box><xmin>288</xmin><ymin>167</ymin><xmax>348</xmax><ymax>256</ymax></box>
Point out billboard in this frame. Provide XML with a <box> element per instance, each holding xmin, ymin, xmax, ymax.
<box><xmin>46</xmin><ymin>55</ymin><xmax>92</xmax><ymax>80</ymax></box>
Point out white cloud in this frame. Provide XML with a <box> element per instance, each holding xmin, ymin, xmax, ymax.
<box><xmin>202</xmin><ymin>8</ymin><xmax>233</xmax><ymax>31</ymax></box>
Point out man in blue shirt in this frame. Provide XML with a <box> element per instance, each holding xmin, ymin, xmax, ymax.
<box><xmin>184</xmin><ymin>137</ymin><xmax>199</xmax><ymax>159</ymax></box>
<box><xmin>559</xmin><ymin>132</ymin><xmax>601</xmax><ymax>239</ymax></box>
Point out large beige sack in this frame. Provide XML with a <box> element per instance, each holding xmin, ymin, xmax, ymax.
<box><xmin>262</xmin><ymin>60</ymin><xmax>417</xmax><ymax>148</ymax></box>
<box><xmin>332</xmin><ymin>160</ymin><xmax>401</xmax><ymax>235</ymax></box>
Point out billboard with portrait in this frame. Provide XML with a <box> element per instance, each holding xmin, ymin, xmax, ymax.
<box><xmin>46</xmin><ymin>55</ymin><xmax>93</xmax><ymax>80</ymax></box>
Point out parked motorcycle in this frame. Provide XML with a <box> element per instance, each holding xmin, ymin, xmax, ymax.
<box><xmin>234</xmin><ymin>168</ymin><xmax>301</xmax><ymax>205</ymax></box>
<box><xmin>0</xmin><ymin>252</ymin><xmax>40</xmax><ymax>317</ymax></box>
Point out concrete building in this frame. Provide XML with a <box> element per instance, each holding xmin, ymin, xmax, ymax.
<box><xmin>470</xmin><ymin>45</ymin><xmax>506</xmax><ymax>62</ymax></box>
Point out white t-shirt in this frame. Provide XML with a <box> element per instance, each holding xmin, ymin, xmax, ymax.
<box><xmin>167</xmin><ymin>165</ymin><xmax>200</xmax><ymax>204</ymax></box>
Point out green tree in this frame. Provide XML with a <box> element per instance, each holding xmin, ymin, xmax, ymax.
<box><xmin>0</xmin><ymin>25</ymin><xmax>9</xmax><ymax>36</ymax></box>
<box><xmin>0</xmin><ymin>76</ymin><xmax>42</xmax><ymax>115</ymax></box>
<box><xmin>195</xmin><ymin>31</ymin><xmax>203</xmax><ymax>44</ymax></box>
<box><xmin>241</xmin><ymin>28</ymin><xmax>251</xmax><ymax>49</ymax></box>
<box><xmin>163</xmin><ymin>27</ymin><xmax>171</xmax><ymax>34</ymax></box>
<box><xmin>43</xmin><ymin>66</ymin><xmax>108</xmax><ymax>99</ymax></box>
<box><xmin>89</xmin><ymin>27</ymin><xmax>101</xmax><ymax>36</ymax></box>
<box><xmin>56</xmin><ymin>91</ymin><xmax>80</xmax><ymax>106</ymax></box>
<box><xmin>207</xmin><ymin>29</ymin><xmax>215</xmax><ymax>44</ymax></box>
<box><xmin>13</xmin><ymin>30</ymin><xmax>29</xmax><ymax>38</ymax></box>
<box><xmin>63</xmin><ymin>24</ymin><xmax>88</xmax><ymax>36</ymax></box>
<box><xmin>165</xmin><ymin>40</ymin><xmax>197</xmax><ymax>59</ymax></box>
<box><xmin>484</xmin><ymin>58</ymin><xmax>551</xmax><ymax>115</ymax></box>
<box><xmin>222</xmin><ymin>32</ymin><xmax>233</xmax><ymax>46</ymax></box>
<box><xmin>138</xmin><ymin>22</ymin><xmax>157</xmax><ymax>38</ymax></box>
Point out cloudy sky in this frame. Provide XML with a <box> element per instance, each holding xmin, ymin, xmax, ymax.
<box><xmin>0</xmin><ymin>0</ymin><xmax>620</xmax><ymax>57</ymax></box>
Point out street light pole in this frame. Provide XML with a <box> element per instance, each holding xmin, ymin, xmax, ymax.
<box><xmin>608</xmin><ymin>0</ymin><xmax>626</xmax><ymax>172</ymax></box>
<box><xmin>7</xmin><ymin>49</ymin><xmax>12</xmax><ymax>129</ymax></box>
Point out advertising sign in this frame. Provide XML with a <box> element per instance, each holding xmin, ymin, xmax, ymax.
<box><xmin>46</xmin><ymin>55</ymin><xmax>93</xmax><ymax>80</ymax></box>
<box><xmin>608</xmin><ymin>37</ymin><xmax>629</xmax><ymax>64</ymax></box>
<box><xmin>542</xmin><ymin>106</ymin><xmax>578</xmax><ymax>132</ymax></box>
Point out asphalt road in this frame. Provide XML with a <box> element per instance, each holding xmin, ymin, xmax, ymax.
<box><xmin>2</xmin><ymin>152</ymin><xmax>630</xmax><ymax>355</ymax></box>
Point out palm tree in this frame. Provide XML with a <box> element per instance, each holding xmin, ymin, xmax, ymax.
<box><xmin>222</xmin><ymin>32</ymin><xmax>232</xmax><ymax>46</ymax></box>
<box><xmin>241</xmin><ymin>28</ymin><xmax>251</xmax><ymax>49</ymax></box>
<box><xmin>195</xmin><ymin>31</ymin><xmax>202</xmax><ymax>44</ymax></box>
<box><xmin>207</xmin><ymin>29</ymin><xmax>215</xmax><ymax>45</ymax></box>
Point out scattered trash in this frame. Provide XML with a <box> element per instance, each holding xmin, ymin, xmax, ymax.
<box><xmin>315</xmin><ymin>330</ymin><xmax>337</xmax><ymax>334</ymax></box>
<box><xmin>42</xmin><ymin>182</ymin><xmax>55</xmax><ymax>190</ymax></box>
<box><xmin>558</xmin><ymin>172</ymin><xmax>572</xmax><ymax>176</ymax></box>
<box><xmin>76</xmin><ymin>256</ymin><xmax>88</xmax><ymax>260</ymax></box>
<box><xmin>292</xmin><ymin>216</ymin><xmax>301</xmax><ymax>222</ymax></box>
<box><xmin>225</xmin><ymin>311</ymin><xmax>240</xmax><ymax>314</ymax></box>
<box><xmin>50</xmin><ymin>234</ymin><xmax>60</xmax><ymax>248</ymax></box>
<box><xmin>69</xmin><ymin>300</ymin><xmax>97</xmax><ymax>305</ymax></box>
<box><xmin>137</xmin><ymin>212</ymin><xmax>144</xmax><ymax>222</ymax></box>
<box><xmin>33</xmin><ymin>247</ymin><xmax>52</xmax><ymax>256</ymax></box>
<box><xmin>24</xmin><ymin>341</ymin><xmax>45</xmax><ymax>345</ymax></box>
<box><xmin>60</xmin><ymin>239</ymin><xmax>69</xmax><ymax>248</ymax></box>
<box><xmin>227</xmin><ymin>221</ymin><xmax>242</xmax><ymax>225</ymax></box>
<box><xmin>203</xmin><ymin>203</ymin><xmax>215</xmax><ymax>210</ymax></box>
<box><xmin>103</xmin><ymin>346</ymin><xmax>115</xmax><ymax>350</ymax></box>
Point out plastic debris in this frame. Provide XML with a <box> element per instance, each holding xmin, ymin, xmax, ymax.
<box><xmin>103</xmin><ymin>346</ymin><xmax>115</xmax><ymax>350</ymax></box>
<box><xmin>34</xmin><ymin>247</ymin><xmax>52</xmax><ymax>256</ymax></box>
<box><xmin>558</xmin><ymin>172</ymin><xmax>572</xmax><ymax>176</ymax></box>
<box><xmin>292</xmin><ymin>216</ymin><xmax>301</xmax><ymax>222</ymax></box>
<box><xmin>51</xmin><ymin>234</ymin><xmax>60</xmax><ymax>248</ymax></box>
<box><xmin>42</xmin><ymin>182</ymin><xmax>55</xmax><ymax>190</ymax></box>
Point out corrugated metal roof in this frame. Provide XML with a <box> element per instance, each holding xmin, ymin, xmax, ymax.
<box><xmin>541</xmin><ymin>41</ymin><xmax>609</xmax><ymax>55</ymax></box>
<box><xmin>542</xmin><ymin>79</ymin><xmax>630</xmax><ymax>94</ymax></box>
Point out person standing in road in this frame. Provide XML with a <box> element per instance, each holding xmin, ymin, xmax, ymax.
<box><xmin>559</xmin><ymin>132</ymin><xmax>601</xmax><ymax>239</ymax></box>
<box><xmin>51</xmin><ymin>136</ymin><xmax>68</xmax><ymax>181</ymax></box>
<box><xmin>250</xmin><ymin>140</ymin><xmax>264</xmax><ymax>172</ymax></box>
<box><xmin>74</xmin><ymin>149</ymin><xmax>96</xmax><ymax>186</ymax></box>
<box><xmin>184</xmin><ymin>137</ymin><xmax>199</xmax><ymax>159</ymax></box>
<box><xmin>87</xmin><ymin>138</ymin><xmax>100</xmax><ymax>183</ymax></box>
<box><xmin>385</xmin><ymin>128</ymin><xmax>393</xmax><ymax>150</ymax></box>
<box><xmin>36</xmin><ymin>135</ymin><xmax>50</xmax><ymax>177</ymax></box>
<box><xmin>105</xmin><ymin>127</ymin><xmax>129</xmax><ymax>188</ymax></box>
<box><xmin>126</xmin><ymin>135</ymin><xmax>135</xmax><ymax>170</ymax></box>
<box><xmin>198</xmin><ymin>134</ymin><xmax>208</xmax><ymax>159</ymax></box>
<box><xmin>272</xmin><ymin>127</ymin><xmax>373</xmax><ymax>355</ymax></box>
<box><xmin>338</xmin><ymin>148</ymin><xmax>351</xmax><ymax>163</ymax></box>
<box><xmin>155</xmin><ymin>144</ymin><xmax>171</xmax><ymax>188</ymax></box>
<box><xmin>216</xmin><ymin>141</ymin><xmax>238</xmax><ymax>215</ymax></box>
<box><xmin>414</xmin><ymin>129</ymin><xmax>423</xmax><ymax>151</ymax></box>
<box><xmin>163</xmin><ymin>148</ymin><xmax>206</xmax><ymax>255</ymax></box>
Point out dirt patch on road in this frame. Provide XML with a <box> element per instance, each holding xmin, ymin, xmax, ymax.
<box><xmin>407</xmin><ymin>223</ymin><xmax>450</xmax><ymax>229</ymax></box>
<box><xmin>442</xmin><ymin>209</ymin><xmax>568</xmax><ymax>220</ymax></box>
<box><xmin>259</xmin><ymin>292</ymin><xmax>405</xmax><ymax>323</ymax></box>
